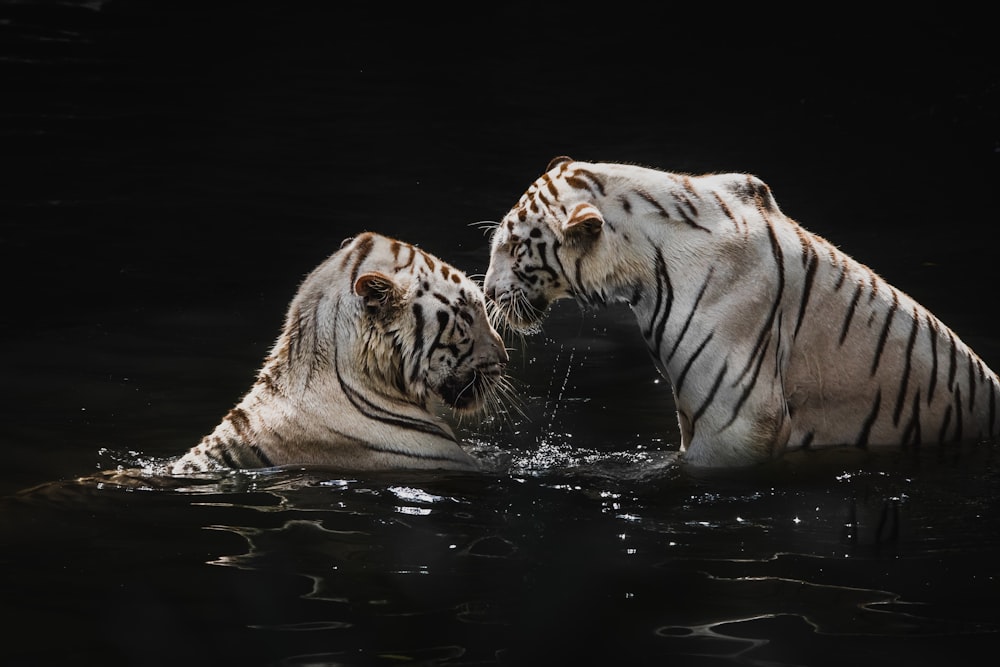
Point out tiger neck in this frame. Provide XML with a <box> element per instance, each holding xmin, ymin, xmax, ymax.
<box><xmin>242</xmin><ymin>300</ymin><xmax>456</xmax><ymax>447</ymax></box>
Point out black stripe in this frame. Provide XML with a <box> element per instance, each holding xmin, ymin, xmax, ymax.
<box><xmin>335</xmin><ymin>351</ymin><xmax>455</xmax><ymax>442</ymax></box>
<box><xmin>855</xmin><ymin>389</ymin><xmax>882</xmax><ymax>448</ymax></box>
<box><xmin>537</xmin><ymin>190</ymin><xmax>551</xmax><ymax>209</ymax></box>
<box><xmin>926</xmin><ymin>314</ymin><xmax>939</xmax><ymax>404</ymax></box>
<box><xmin>676</xmin><ymin>193</ymin><xmax>699</xmax><ymax>220</ymax></box>
<box><xmin>946</xmin><ymin>334</ymin><xmax>957</xmax><ymax>391</ymax></box>
<box><xmin>675</xmin><ymin>331</ymin><xmax>714</xmax><ymax>396</ymax></box>
<box><xmin>619</xmin><ymin>194</ymin><xmax>633</xmax><ymax>214</ymax></box>
<box><xmin>410</xmin><ymin>303</ymin><xmax>425</xmax><ymax>383</ymax></box>
<box><xmin>675</xmin><ymin>201</ymin><xmax>710</xmax><ymax>232</ymax></box>
<box><xmin>565</xmin><ymin>171</ymin><xmax>605</xmax><ymax>198</ymax></box>
<box><xmin>793</xmin><ymin>249</ymin><xmax>817</xmax><ymax>339</ymax></box>
<box><xmin>348</xmin><ymin>234</ymin><xmax>375</xmax><ymax>287</ymax></box>
<box><xmin>360</xmin><ymin>439</ymin><xmax>466</xmax><ymax>462</ymax></box>
<box><xmin>839</xmin><ymin>283</ymin><xmax>863</xmax><ymax>345</ymax></box>
<box><xmin>833</xmin><ymin>258</ymin><xmax>848</xmax><ymax>291</ymax></box>
<box><xmin>892</xmin><ymin>311</ymin><xmax>920</xmax><ymax>426</ymax></box>
<box><xmin>643</xmin><ymin>248</ymin><xmax>666</xmax><ymax>341</ymax></box>
<box><xmin>320</xmin><ymin>423</ymin><xmax>463</xmax><ymax>463</ymax></box>
<box><xmin>736</xmin><ymin>221</ymin><xmax>784</xmax><ymax>383</ymax></box>
<box><xmin>870</xmin><ymin>291</ymin><xmax>899</xmax><ymax>376</ymax></box>
<box><xmin>249</xmin><ymin>444</ymin><xmax>274</xmax><ymax>468</ymax></box>
<box><xmin>574</xmin><ymin>169</ymin><xmax>606</xmax><ymax>196</ymax></box>
<box><xmin>341</xmin><ymin>374</ymin><xmax>456</xmax><ymax>442</ymax></box>
<box><xmin>691</xmin><ymin>362</ymin><xmax>729</xmax><ymax>430</ymax></box>
<box><xmin>721</xmin><ymin>331</ymin><xmax>771</xmax><ymax>433</ymax></box>
<box><xmin>773</xmin><ymin>310</ymin><xmax>785</xmax><ymax>380</ymax></box>
<box><xmin>549</xmin><ymin>238</ymin><xmax>572</xmax><ymax>293</ymax></box>
<box><xmin>901</xmin><ymin>389</ymin><xmax>922</xmax><ymax>447</ymax></box>
<box><xmin>637</xmin><ymin>189</ymin><xmax>670</xmax><ymax>218</ymax></box>
<box><xmin>712</xmin><ymin>192</ymin><xmax>739</xmax><ymax>231</ymax></box>
<box><xmin>524</xmin><ymin>241</ymin><xmax>559</xmax><ymax>282</ymax></box>
<box><xmin>666</xmin><ymin>269</ymin><xmax>713</xmax><ymax>364</ymax></box>
<box><xmin>645</xmin><ymin>248</ymin><xmax>674</xmax><ymax>360</ymax></box>
<box><xmin>652</xmin><ymin>259</ymin><xmax>674</xmax><ymax>355</ymax></box>
<box><xmin>219</xmin><ymin>444</ymin><xmax>241</xmax><ymax>469</ymax></box>
<box><xmin>432</xmin><ymin>309</ymin><xmax>470</xmax><ymax>366</ymax></box>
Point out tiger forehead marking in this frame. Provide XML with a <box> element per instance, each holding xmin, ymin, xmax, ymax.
<box><xmin>484</xmin><ymin>157</ymin><xmax>1000</xmax><ymax>468</ymax></box>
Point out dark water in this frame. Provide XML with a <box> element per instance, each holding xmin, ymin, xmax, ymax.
<box><xmin>3</xmin><ymin>2</ymin><xmax>999</xmax><ymax>665</ymax></box>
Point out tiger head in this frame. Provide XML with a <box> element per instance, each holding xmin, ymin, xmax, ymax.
<box><xmin>484</xmin><ymin>156</ymin><xmax>614</xmax><ymax>334</ymax></box>
<box><xmin>348</xmin><ymin>234</ymin><xmax>511</xmax><ymax>415</ymax></box>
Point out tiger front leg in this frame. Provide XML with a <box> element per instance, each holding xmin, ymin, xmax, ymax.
<box><xmin>675</xmin><ymin>389</ymin><xmax>792</xmax><ymax>468</ymax></box>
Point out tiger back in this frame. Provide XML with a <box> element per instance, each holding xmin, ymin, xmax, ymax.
<box><xmin>172</xmin><ymin>232</ymin><xmax>510</xmax><ymax>474</ymax></box>
<box><xmin>484</xmin><ymin>157</ymin><xmax>1000</xmax><ymax>467</ymax></box>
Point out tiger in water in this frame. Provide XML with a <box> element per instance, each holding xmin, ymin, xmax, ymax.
<box><xmin>483</xmin><ymin>157</ymin><xmax>1000</xmax><ymax>467</ymax></box>
<box><xmin>172</xmin><ymin>232</ymin><xmax>512</xmax><ymax>474</ymax></box>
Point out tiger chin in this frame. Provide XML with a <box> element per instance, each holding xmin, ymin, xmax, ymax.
<box><xmin>172</xmin><ymin>232</ymin><xmax>511</xmax><ymax>475</ymax></box>
<box><xmin>484</xmin><ymin>156</ymin><xmax>1000</xmax><ymax>468</ymax></box>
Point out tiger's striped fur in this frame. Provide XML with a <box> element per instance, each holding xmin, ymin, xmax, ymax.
<box><xmin>484</xmin><ymin>157</ymin><xmax>1000</xmax><ymax>467</ymax></box>
<box><xmin>172</xmin><ymin>232</ymin><xmax>510</xmax><ymax>474</ymax></box>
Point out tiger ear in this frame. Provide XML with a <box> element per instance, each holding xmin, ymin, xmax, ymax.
<box><xmin>547</xmin><ymin>155</ymin><xmax>573</xmax><ymax>172</ymax></box>
<box><xmin>354</xmin><ymin>272</ymin><xmax>403</xmax><ymax>310</ymax></box>
<box><xmin>562</xmin><ymin>202</ymin><xmax>604</xmax><ymax>244</ymax></box>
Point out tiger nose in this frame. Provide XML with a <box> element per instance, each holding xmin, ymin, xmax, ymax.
<box><xmin>483</xmin><ymin>277</ymin><xmax>497</xmax><ymax>302</ymax></box>
<box><xmin>483</xmin><ymin>270</ymin><xmax>500</xmax><ymax>303</ymax></box>
<box><xmin>491</xmin><ymin>330</ymin><xmax>509</xmax><ymax>364</ymax></box>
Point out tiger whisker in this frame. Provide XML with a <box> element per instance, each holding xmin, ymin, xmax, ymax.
<box><xmin>469</xmin><ymin>220</ymin><xmax>500</xmax><ymax>237</ymax></box>
<box><xmin>450</xmin><ymin>366</ymin><xmax>527</xmax><ymax>433</ymax></box>
<box><xmin>493</xmin><ymin>374</ymin><xmax>529</xmax><ymax>424</ymax></box>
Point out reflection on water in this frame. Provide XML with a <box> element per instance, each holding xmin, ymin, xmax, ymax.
<box><xmin>7</xmin><ymin>438</ymin><xmax>998</xmax><ymax>665</ymax></box>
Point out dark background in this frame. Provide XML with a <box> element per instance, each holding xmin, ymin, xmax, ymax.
<box><xmin>2</xmin><ymin>4</ymin><xmax>999</xmax><ymax>667</ymax></box>
<box><xmin>1</xmin><ymin>0</ymin><xmax>997</xmax><ymax>489</ymax></box>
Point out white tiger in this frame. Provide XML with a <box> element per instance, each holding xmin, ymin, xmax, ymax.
<box><xmin>172</xmin><ymin>232</ymin><xmax>511</xmax><ymax>474</ymax></box>
<box><xmin>484</xmin><ymin>157</ymin><xmax>1000</xmax><ymax>467</ymax></box>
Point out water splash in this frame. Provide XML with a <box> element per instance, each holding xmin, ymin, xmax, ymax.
<box><xmin>539</xmin><ymin>343</ymin><xmax>576</xmax><ymax>448</ymax></box>
<box><xmin>517</xmin><ymin>342</ymin><xmax>586</xmax><ymax>471</ymax></box>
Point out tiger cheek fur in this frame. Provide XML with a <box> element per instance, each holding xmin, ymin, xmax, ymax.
<box><xmin>485</xmin><ymin>157</ymin><xmax>1000</xmax><ymax>467</ymax></box>
<box><xmin>420</xmin><ymin>290</ymin><xmax>509</xmax><ymax>413</ymax></box>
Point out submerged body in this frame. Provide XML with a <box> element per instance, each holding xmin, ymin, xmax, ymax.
<box><xmin>484</xmin><ymin>157</ymin><xmax>1000</xmax><ymax>466</ymax></box>
<box><xmin>173</xmin><ymin>232</ymin><xmax>510</xmax><ymax>474</ymax></box>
